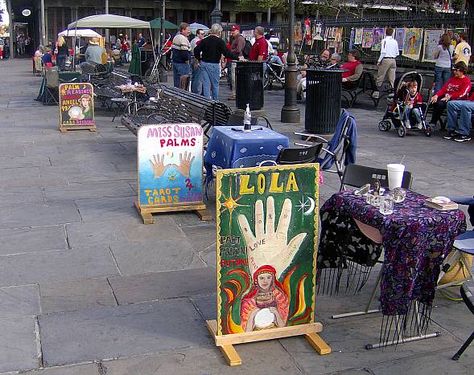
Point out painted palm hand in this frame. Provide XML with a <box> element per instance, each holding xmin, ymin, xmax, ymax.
<box><xmin>150</xmin><ymin>154</ymin><xmax>167</xmax><ymax>178</ymax></box>
<box><xmin>238</xmin><ymin>196</ymin><xmax>307</xmax><ymax>278</ymax></box>
<box><xmin>175</xmin><ymin>151</ymin><xmax>195</xmax><ymax>178</ymax></box>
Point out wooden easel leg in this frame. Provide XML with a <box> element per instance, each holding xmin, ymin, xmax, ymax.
<box><xmin>134</xmin><ymin>202</ymin><xmax>154</xmax><ymax>224</ymax></box>
<box><xmin>195</xmin><ymin>208</ymin><xmax>212</xmax><ymax>221</ymax></box>
<box><xmin>305</xmin><ymin>332</ymin><xmax>331</xmax><ymax>355</ymax></box>
<box><xmin>89</xmin><ymin>127</ymin><xmax>97</xmax><ymax>132</ymax></box>
<box><xmin>219</xmin><ymin>345</ymin><xmax>242</xmax><ymax>366</ymax></box>
<box><xmin>59</xmin><ymin>127</ymin><xmax>67</xmax><ymax>133</ymax></box>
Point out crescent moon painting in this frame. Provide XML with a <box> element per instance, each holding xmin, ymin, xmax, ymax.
<box><xmin>296</xmin><ymin>196</ymin><xmax>316</xmax><ymax>216</ymax></box>
<box><xmin>304</xmin><ymin>197</ymin><xmax>315</xmax><ymax>216</ymax></box>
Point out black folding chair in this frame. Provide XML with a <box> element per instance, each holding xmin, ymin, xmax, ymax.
<box><xmin>44</xmin><ymin>68</ymin><xmax>59</xmax><ymax>105</ymax></box>
<box><xmin>452</xmin><ymin>281</ymin><xmax>474</xmax><ymax>360</ymax></box>
<box><xmin>295</xmin><ymin>109</ymin><xmax>357</xmax><ymax>187</ymax></box>
<box><xmin>276</xmin><ymin>143</ymin><xmax>323</xmax><ymax>165</ymax></box>
<box><xmin>340</xmin><ymin>164</ymin><xmax>413</xmax><ymax>191</ymax></box>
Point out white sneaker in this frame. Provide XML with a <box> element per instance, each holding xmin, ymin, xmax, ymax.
<box><xmin>404</xmin><ymin>121</ymin><xmax>411</xmax><ymax>129</ymax></box>
<box><xmin>416</xmin><ymin>122</ymin><xmax>423</xmax><ymax>130</ymax></box>
<box><xmin>372</xmin><ymin>91</ymin><xmax>380</xmax><ymax>99</ymax></box>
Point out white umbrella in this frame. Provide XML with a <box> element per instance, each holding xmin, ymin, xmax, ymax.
<box><xmin>189</xmin><ymin>22</ymin><xmax>209</xmax><ymax>34</ymax></box>
<box><xmin>58</xmin><ymin>29</ymin><xmax>101</xmax><ymax>38</ymax></box>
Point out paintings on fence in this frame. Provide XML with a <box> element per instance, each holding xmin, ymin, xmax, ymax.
<box><xmin>362</xmin><ymin>28</ymin><xmax>374</xmax><ymax>49</ymax></box>
<box><xmin>422</xmin><ymin>29</ymin><xmax>445</xmax><ymax>62</ymax></box>
<box><xmin>371</xmin><ymin>28</ymin><xmax>385</xmax><ymax>51</ymax></box>
<box><xmin>395</xmin><ymin>28</ymin><xmax>406</xmax><ymax>50</ymax></box>
<box><xmin>215</xmin><ymin>164</ymin><xmax>320</xmax><ymax>336</ymax></box>
<box><xmin>403</xmin><ymin>28</ymin><xmax>423</xmax><ymax>60</ymax></box>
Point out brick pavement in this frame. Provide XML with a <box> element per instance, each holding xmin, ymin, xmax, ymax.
<box><xmin>0</xmin><ymin>59</ymin><xmax>472</xmax><ymax>374</ymax></box>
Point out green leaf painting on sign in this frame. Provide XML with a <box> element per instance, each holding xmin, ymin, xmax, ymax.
<box><xmin>216</xmin><ymin>164</ymin><xmax>319</xmax><ymax>336</ymax></box>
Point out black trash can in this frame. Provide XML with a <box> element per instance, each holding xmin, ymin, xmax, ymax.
<box><xmin>236</xmin><ymin>61</ymin><xmax>264</xmax><ymax>110</ymax></box>
<box><xmin>305</xmin><ymin>68</ymin><xmax>344</xmax><ymax>134</ymax></box>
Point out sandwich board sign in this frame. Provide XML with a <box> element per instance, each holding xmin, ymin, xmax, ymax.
<box><xmin>135</xmin><ymin>123</ymin><xmax>209</xmax><ymax>224</ymax></box>
<box><xmin>208</xmin><ymin>163</ymin><xmax>330</xmax><ymax>366</ymax></box>
<box><xmin>58</xmin><ymin>83</ymin><xmax>96</xmax><ymax>132</ymax></box>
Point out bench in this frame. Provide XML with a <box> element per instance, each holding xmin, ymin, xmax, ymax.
<box><xmin>121</xmin><ymin>85</ymin><xmax>233</xmax><ymax>136</ymax></box>
<box><xmin>342</xmin><ymin>71</ymin><xmax>380</xmax><ymax>108</ymax></box>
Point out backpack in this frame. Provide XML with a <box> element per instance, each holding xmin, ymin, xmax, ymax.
<box><xmin>242</xmin><ymin>39</ymin><xmax>252</xmax><ymax>59</ymax></box>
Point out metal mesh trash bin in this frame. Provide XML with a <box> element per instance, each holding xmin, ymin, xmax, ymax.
<box><xmin>236</xmin><ymin>61</ymin><xmax>264</xmax><ymax>110</ymax></box>
<box><xmin>305</xmin><ymin>68</ymin><xmax>344</xmax><ymax>134</ymax></box>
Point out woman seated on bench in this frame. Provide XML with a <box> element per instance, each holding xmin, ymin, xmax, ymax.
<box><xmin>341</xmin><ymin>50</ymin><xmax>363</xmax><ymax>90</ymax></box>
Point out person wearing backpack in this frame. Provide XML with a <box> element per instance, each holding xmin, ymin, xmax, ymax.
<box><xmin>228</xmin><ymin>25</ymin><xmax>246</xmax><ymax>100</ymax></box>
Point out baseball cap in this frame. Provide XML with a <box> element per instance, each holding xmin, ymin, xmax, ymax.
<box><xmin>231</xmin><ymin>25</ymin><xmax>240</xmax><ymax>32</ymax></box>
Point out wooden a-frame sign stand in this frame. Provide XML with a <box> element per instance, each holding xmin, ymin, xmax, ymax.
<box><xmin>135</xmin><ymin>201</ymin><xmax>211</xmax><ymax>225</ymax></box>
<box><xmin>59</xmin><ymin>124</ymin><xmax>96</xmax><ymax>133</ymax></box>
<box><xmin>206</xmin><ymin>320</ymin><xmax>331</xmax><ymax>366</ymax></box>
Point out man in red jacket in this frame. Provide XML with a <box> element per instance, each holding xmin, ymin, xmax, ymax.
<box><xmin>429</xmin><ymin>61</ymin><xmax>471</xmax><ymax>128</ymax></box>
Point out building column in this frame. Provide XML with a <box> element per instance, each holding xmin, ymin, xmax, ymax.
<box><xmin>229</xmin><ymin>11</ymin><xmax>236</xmax><ymax>23</ymax></box>
<box><xmin>256</xmin><ymin>12</ymin><xmax>262</xmax><ymax>24</ymax></box>
<box><xmin>176</xmin><ymin>9</ymin><xmax>184</xmax><ymax>24</ymax></box>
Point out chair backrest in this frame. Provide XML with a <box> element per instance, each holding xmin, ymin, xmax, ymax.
<box><xmin>341</xmin><ymin>164</ymin><xmax>413</xmax><ymax>190</ymax></box>
<box><xmin>319</xmin><ymin>109</ymin><xmax>356</xmax><ymax>171</ymax></box>
<box><xmin>276</xmin><ymin>143</ymin><xmax>323</xmax><ymax>165</ymax></box>
<box><xmin>45</xmin><ymin>68</ymin><xmax>59</xmax><ymax>88</ymax></box>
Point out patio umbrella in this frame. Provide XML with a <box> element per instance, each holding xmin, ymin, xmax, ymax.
<box><xmin>128</xmin><ymin>43</ymin><xmax>142</xmax><ymax>75</ymax></box>
<box><xmin>149</xmin><ymin>18</ymin><xmax>178</xmax><ymax>30</ymax></box>
<box><xmin>189</xmin><ymin>22</ymin><xmax>209</xmax><ymax>34</ymax></box>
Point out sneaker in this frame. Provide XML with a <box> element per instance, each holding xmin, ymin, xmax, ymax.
<box><xmin>227</xmin><ymin>95</ymin><xmax>236</xmax><ymax>100</ymax></box>
<box><xmin>453</xmin><ymin>134</ymin><xmax>471</xmax><ymax>143</ymax></box>
<box><xmin>404</xmin><ymin>121</ymin><xmax>411</xmax><ymax>129</ymax></box>
<box><xmin>443</xmin><ymin>131</ymin><xmax>458</xmax><ymax>140</ymax></box>
<box><xmin>416</xmin><ymin>122</ymin><xmax>423</xmax><ymax>130</ymax></box>
<box><xmin>372</xmin><ymin>91</ymin><xmax>380</xmax><ymax>99</ymax></box>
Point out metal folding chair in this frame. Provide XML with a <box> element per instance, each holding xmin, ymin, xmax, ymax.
<box><xmin>452</xmin><ymin>281</ymin><xmax>474</xmax><ymax>360</ymax></box>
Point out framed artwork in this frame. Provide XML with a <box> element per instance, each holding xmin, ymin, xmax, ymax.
<box><xmin>395</xmin><ymin>28</ymin><xmax>406</xmax><ymax>50</ymax></box>
<box><xmin>362</xmin><ymin>28</ymin><xmax>374</xmax><ymax>49</ymax></box>
<box><xmin>371</xmin><ymin>28</ymin><xmax>385</xmax><ymax>51</ymax></box>
<box><xmin>215</xmin><ymin>164</ymin><xmax>320</xmax><ymax>336</ymax></box>
<box><xmin>354</xmin><ymin>28</ymin><xmax>363</xmax><ymax>45</ymax></box>
<box><xmin>403</xmin><ymin>28</ymin><xmax>423</xmax><ymax>60</ymax></box>
<box><xmin>422</xmin><ymin>29</ymin><xmax>444</xmax><ymax>62</ymax></box>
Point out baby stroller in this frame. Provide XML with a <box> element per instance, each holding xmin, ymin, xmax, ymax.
<box><xmin>378</xmin><ymin>71</ymin><xmax>432</xmax><ymax>137</ymax></box>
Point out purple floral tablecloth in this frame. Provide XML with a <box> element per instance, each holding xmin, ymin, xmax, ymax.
<box><xmin>320</xmin><ymin>190</ymin><xmax>466</xmax><ymax>316</ymax></box>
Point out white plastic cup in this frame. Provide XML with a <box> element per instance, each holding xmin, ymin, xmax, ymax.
<box><xmin>387</xmin><ymin>164</ymin><xmax>405</xmax><ymax>190</ymax></box>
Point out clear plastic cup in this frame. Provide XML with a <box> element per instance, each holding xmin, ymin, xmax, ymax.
<box><xmin>379</xmin><ymin>195</ymin><xmax>394</xmax><ymax>215</ymax></box>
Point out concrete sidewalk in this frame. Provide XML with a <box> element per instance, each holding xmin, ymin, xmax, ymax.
<box><xmin>0</xmin><ymin>59</ymin><xmax>472</xmax><ymax>374</ymax></box>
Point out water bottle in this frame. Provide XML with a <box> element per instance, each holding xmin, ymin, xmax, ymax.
<box><xmin>244</xmin><ymin>103</ymin><xmax>252</xmax><ymax>131</ymax></box>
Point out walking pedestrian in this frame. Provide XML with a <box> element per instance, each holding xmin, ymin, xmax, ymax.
<box><xmin>172</xmin><ymin>23</ymin><xmax>191</xmax><ymax>88</ymax></box>
<box><xmin>228</xmin><ymin>25</ymin><xmax>246</xmax><ymax>100</ymax></box>
<box><xmin>249</xmin><ymin>26</ymin><xmax>268</xmax><ymax>62</ymax></box>
<box><xmin>433</xmin><ymin>33</ymin><xmax>454</xmax><ymax>93</ymax></box>
<box><xmin>453</xmin><ymin>32</ymin><xmax>472</xmax><ymax>66</ymax></box>
<box><xmin>190</xmin><ymin>29</ymin><xmax>205</xmax><ymax>94</ymax></box>
<box><xmin>373</xmin><ymin>27</ymin><xmax>399</xmax><ymax>99</ymax></box>
<box><xmin>193</xmin><ymin>23</ymin><xmax>239</xmax><ymax>100</ymax></box>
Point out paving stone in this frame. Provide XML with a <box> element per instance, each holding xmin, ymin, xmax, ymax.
<box><xmin>0</xmin><ymin>226</ymin><xmax>66</xmax><ymax>256</ymax></box>
<box><xmin>0</xmin><ymin>284</ymin><xmax>40</xmax><ymax>317</ymax></box>
<box><xmin>0</xmin><ymin>316</ymin><xmax>38</xmax><ymax>373</ymax></box>
<box><xmin>109</xmin><ymin>267</ymin><xmax>215</xmax><ymax>305</ymax></box>
<box><xmin>43</xmin><ymin>180</ymin><xmax>134</xmax><ymax>202</ymax></box>
<box><xmin>39</xmin><ymin>299</ymin><xmax>210</xmax><ymax>367</ymax></box>
<box><xmin>0</xmin><ymin>202</ymin><xmax>81</xmax><ymax>229</ymax></box>
<box><xmin>40</xmin><ymin>278</ymin><xmax>117</xmax><ymax>314</ymax></box>
<box><xmin>18</xmin><ymin>363</ymin><xmax>100</xmax><ymax>375</ymax></box>
<box><xmin>0</xmin><ymin>247</ymin><xmax>119</xmax><ymax>287</ymax></box>
<box><xmin>109</xmin><ymin>239</ymin><xmax>205</xmax><ymax>276</ymax></box>
<box><xmin>101</xmin><ymin>343</ymin><xmax>302</xmax><ymax>375</ymax></box>
<box><xmin>0</xmin><ymin>155</ymin><xmax>51</xmax><ymax>169</ymax></box>
<box><xmin>65</xmin><ymin>219</ymin><xmax>133</xmax><ymax>249</ymax></box>
<box><xmin>74</xmin><ymin>196</ymin><xmax>137</xmax><ymax>223</ymax></box>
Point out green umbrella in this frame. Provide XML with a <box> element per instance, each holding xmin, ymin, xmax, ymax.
<box><xmin>128</xmin><ymin>43</ymin><xmax>142</xmax><ymax>75</ymax></box>
<box><xmin>149</xmin><ymin>18</ymin><xmax>178</xmax><ymax>30</ymax></box>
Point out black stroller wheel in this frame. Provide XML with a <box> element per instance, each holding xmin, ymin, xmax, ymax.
<box><xmin>425</xmin><ymin>124</ymin><xmax>432</xmax><ymax>137</ymax></box>
<box><xmin>378</xmin><ymin>120</ymin><xmax>391</xmax><ymax>132</ymax></box>
<box><xmin>397</xmin><ymin>126</ymin><xmax>406</xmax><ymax>137</ymax></box>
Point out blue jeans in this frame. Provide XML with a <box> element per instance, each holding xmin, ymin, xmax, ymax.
<box><xmin>200</xmin><ymin>62</ymin><xmax>220</xmax><ymax>100</ymax></box>
<box><xmin>447</xmin><ymin>100</ymin><xmax>474</xmax><ymax>136</ymax></box>
<box><xmin>173</xmin><ymin>62</ymin><xmax>190</xmax><ymax>88</ymax></box>
<box><xmin>57</xmin><ymin>55</ymin><xmax>67</xmax><ymax>71</ymax></box>
<box><xmin>434</xmin><ymin>66</ymin><xmax>451</xmax><ymax>93</ymax></box>
<box><xmin>191</xmin><ymin>62</ymin><xmax>202</xmax><ymax>94</ymax></box>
